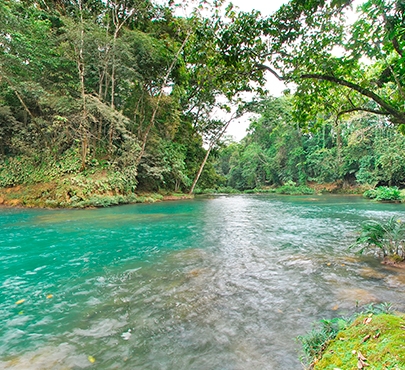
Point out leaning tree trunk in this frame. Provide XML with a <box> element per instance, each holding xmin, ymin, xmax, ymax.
<box><xmin>188</xmin><ymin>114</ymin><xmax>237</xmax><ymax>195</ymax></box>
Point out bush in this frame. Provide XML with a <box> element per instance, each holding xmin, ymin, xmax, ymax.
<box><xmin>276</xmin><ymin>181</ymin><xmax>315</xmax><ymax>195</ymax></box>
<box><xmin>363</xmin><ymin>186</ymin><xmax>402</xmax><ymax>202</ymax></box>
<box><xmin>350</xmin><ymin>217</ymin><xmax>405</xmax><ymax>259</ymax></box>
<box><xmin>196</xmin><ymin>187</ymin><xmax>240</xmax><ymax>194</ymax></box>
<box><xmin>244</xmin><ymin>187</ymin><xmax>276</xmax><ymax>194</ymax></box>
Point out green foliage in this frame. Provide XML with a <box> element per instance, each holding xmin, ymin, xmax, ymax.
<box><xmin>313</xmin><ymin>313</ymin><xmax>405</xmax><ymax>369</ymax></box>
<box><xmin>275</xmin><ymin>181</ymin><xmax>315</xmax><ymax>195</ymax></box>
<box><xmin>216</xmin><ymin>96</ymin><xmax>405</xmax><ymax>192</ymax></box>
<box><xmin>361</xmin><ymin>302</ymin><xmax>394</xmax><ymax>316</ymax></box>
<box><xmin>298</xmin><ymin>317</ymin><xmax>350</xmax><ymax>366</ymax></box>
<box><xmin>195</xmin><ymin>186</ymin><xmax>241</xmax><ymax>195</ymax></box>
<box><xmin>3</xmin><ymin>0</ymin><xmax>405</xmax><ymax>203</ymax></box>
<box><xmin>0</xmin><ymin>150</ymin><xmax>81</xmax><ymax>187</ymax></box>
<box><xmin>244</xmin><ymin>188</ymin><xmax>276</xmax><ymax>194</ymax></box>
<box><xmin>363</xmin><ymin>186</ymin><xmax>402</xmax><ymax>202</ymax></box>
<box><xmin>299</xmin><ymin>303</ymin><xmax>395</xmax><ymax>368</ymax></box>
<box><xmin>350</xmin><ymin>217</ymin><xmax>405</xmax><ymax>258</ymax></box>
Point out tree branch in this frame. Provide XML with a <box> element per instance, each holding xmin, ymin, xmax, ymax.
<box><xmin>255</xmin><ymin>63</ymin><xmax>285</xmax><ymax>81</ymax></box>
<box><xmin>301</xmin><ymin>73</ymin><xmax>405</xmax><ymax>124</ymax></box>
<box><xmin>337</xmin><ymin>107</ymin><xmax>390</xmax><ymax>117</ymax></box>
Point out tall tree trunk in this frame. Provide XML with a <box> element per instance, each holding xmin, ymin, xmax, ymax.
<box><xmin>108</xmin><ymin>5</ymin><xmax>134</xmax><ymax>155</ymax></box>
<box><xmin>77</xmin><ymin>0</ymin><xmax>88</xmax><ymax>171</ymax></box>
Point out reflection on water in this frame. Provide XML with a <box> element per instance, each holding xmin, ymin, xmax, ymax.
<box><xmin>1</xmin><ymin>195</ymin><xmax>405</xmax><ymax>369</ymax></box>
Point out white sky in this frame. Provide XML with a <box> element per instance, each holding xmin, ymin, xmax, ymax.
<box><xmin>223</xmin><ymin>0</ymin><xmax>289</xmax><ymax>141</ymax></box>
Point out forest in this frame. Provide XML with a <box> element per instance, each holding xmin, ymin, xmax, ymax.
<box><xmin>0</xmin><ymin>0</ymin><xmax>404</xmax><ymax>206</ymax></box>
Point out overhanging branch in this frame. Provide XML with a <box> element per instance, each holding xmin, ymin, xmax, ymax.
<box><xmin>337</xmin><ymin>107</ymin><xmax>390</xmax><ymax>117</ymax></box>
<box><xmin>301</xmin><ymin>73</ymin><xmax>405</xmax><ymax>124</ymax></box>
<box><xmin>255</xmin><ymin>63</ymin><xmax>285</xmax><ymax>81</ymax></box>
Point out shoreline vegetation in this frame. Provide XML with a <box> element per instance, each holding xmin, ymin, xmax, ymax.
<box><xmin>0</xmin><ymin>178</ymin><xmax>404</xmax><ymax>209</ymax></box>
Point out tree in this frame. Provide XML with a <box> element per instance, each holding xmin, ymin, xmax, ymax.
<box><xmin>217</xmin><ymin>0</ymin><xmax>405</xmax><ymax>130</ymax></box>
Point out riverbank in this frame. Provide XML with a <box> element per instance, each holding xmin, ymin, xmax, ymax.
<box><xmin>1</xmin><ymin>177</ymin><xmax>403</xmax><ymax>209</ymax></box>
<box><xmin>0</xmin><ymin>177</ymin><xmax>193</xmax><ymax>208</ymax></box>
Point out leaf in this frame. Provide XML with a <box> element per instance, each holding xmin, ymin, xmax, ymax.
<box><xmin>357</xmin><ymin>351</ymin><xmax>367</xmax><ymax>361</ymax></box>
<box><xmin>46</xmin><ymin>294</ymin><xmax>53</xmax><ymax>299</ymax></box>
<box><xmin>361</xmin><ymin>334</ymin><xmax>371</xmax><ymax>343</ymax></box>
<box><xmin>88</xmin><ymin>356</ymin><xmax>96</xmax><ymax>363</ymax></box>
<box><xmin>357</xmin><ymin>358</ymin><xmax>369</xmax><ymax>368</ymax></box>
<box><xmin>15</xmin><ymin>299</ymin><xmax>25</xmax><ymax>305</ymax></box>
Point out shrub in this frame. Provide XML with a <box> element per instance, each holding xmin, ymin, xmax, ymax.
<box><xmin>276</xmin><ymin>181</ymin><xmax>315</xmax><ymax>195</ymax></box>
<box><xmin>363</xmin><ymin>186</ymin><xmax>402</xmax><ymax>202</ymax></box>
<box><xmin>350</xmin><ymin>217</ymin><xmax>405</xmax><ymax>259</ymax></box>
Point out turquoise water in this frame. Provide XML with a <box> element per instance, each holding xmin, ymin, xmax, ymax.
<box><xmin>1</xmin><ymin>195</ymin><xmax>405</xmax><ymax>369</ymax></box>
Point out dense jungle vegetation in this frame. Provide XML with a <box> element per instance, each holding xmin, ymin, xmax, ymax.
<box><xmin>0</xmin><ymin>0</ymin><xmax>404</xmax><ymax>206</ymax></box>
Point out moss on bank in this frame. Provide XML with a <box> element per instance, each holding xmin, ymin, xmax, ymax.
<box><xmin>312</xmin><ymin>313</ymin><xmax>405</xmax><ymax>369</ymax></box>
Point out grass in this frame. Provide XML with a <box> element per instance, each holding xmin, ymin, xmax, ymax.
<box><xmin>298</xmin><ymin>303</ymin><xmax>403</xmax><ymax>370</ymax></box>
<box><xmin>312</xmin><ymin>313</ymin><xmax>405</xmax><ymax>369</ymax></box>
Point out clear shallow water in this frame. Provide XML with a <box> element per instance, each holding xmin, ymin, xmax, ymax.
<box><xmin>1</xmin><ymin>194</ymin><xmax>405</xmax><ymax>369</ymax></box>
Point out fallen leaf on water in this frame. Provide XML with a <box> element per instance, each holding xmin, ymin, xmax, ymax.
<box><xmin>332</xmin><ymin>305</ymin><xmax>339</xmax><ymax>311</ymax></box>
<box><xmin>15</xmin><ymin>299</ymin><xmax>25</xmax><ymax>305</ymax></box>
<box><xmin>88</xmin><ymin>356</ymin><xmax>96</xmax><ymax>363</ymax></box>
<box><xmin>46</xmin><ymin>294</ymin><xmax>53</xmax><ymax>299</ymax></box>
<box><xmin>18</xmin><ymin>311</ymin><xmax>24</xmax><ymax>315</ymax></box>
<box><xmin>327</xmin><ymin>262</ymin><xmax>332</xmax><ymax>266</ymax></box>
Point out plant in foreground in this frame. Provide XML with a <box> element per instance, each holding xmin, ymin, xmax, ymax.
<box><xmin>298</xmin><ymin>317</ymin><xmax>349</xmax><ymax>367</ymax></box>
<box><xmin>298</xmin><ymin>303</ymin><xmax>395</xmax><ymax>368</ymax></box>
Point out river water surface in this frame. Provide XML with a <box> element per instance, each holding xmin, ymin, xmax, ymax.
<box><xmin>1</xmin><ymin>195</ymin><xmax>405</xmax><ymax>369</ymax></box>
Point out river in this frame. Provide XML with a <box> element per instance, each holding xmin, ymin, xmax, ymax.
<box><xmin>1</xmin><ymin>194</ymin><xmax>405</xmax><ymax>369</ymax></box>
